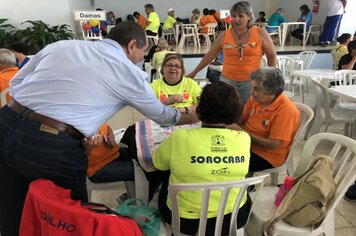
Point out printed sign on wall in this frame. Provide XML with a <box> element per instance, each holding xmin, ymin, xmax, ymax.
<box><xmin>74</xmin><ymin>11</ymin><xmax>106</xmax><ymax>21</ymax></box>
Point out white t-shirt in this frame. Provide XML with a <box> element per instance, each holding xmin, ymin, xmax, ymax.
<box><xmin>327</xmin><ymin>0</ymin><xmax>344</xmax><ymax>16</ymax></box>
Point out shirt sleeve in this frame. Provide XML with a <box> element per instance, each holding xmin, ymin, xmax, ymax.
<box><xmin>191</xmin><ymin>81</ymin><xmax>202</xmax><ymax>105</ymax></box>
<box><xmin>152</xmin><ymin>135</ymin><xmax>173</xmax><ymax>170</ymax></box>
<box><xmin>269</xmin><ymin>103</ymin><xmax>299</xmax><ymax>141</ymax></box>
<box><xmin>127</xmin><ymin>73</ymin><xmax>181</xmax><ymax>127</ymax></box>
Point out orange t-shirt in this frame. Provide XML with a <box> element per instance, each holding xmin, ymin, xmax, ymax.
<box><xmin>137</xmin><ymin>15</ymin><xmax>148</xmax><ymax>29</ymax></box>
<box><xmin>241</xmin><ymin>93</ymin><xmax>300</xmax><ymax>167</ymax></box>
<box><xmin>221</xmin><ymin>26</ymin><xmax>263</xmax><ymax>82</ymax></box>
<box><xmin>199</xmin><ymin>15</ymin><xmax>217</xmax><ymax>34</ymax></box>
<box><xmin>87</xmin><ymin>124</ymin><xmax>120</xmax><ymax>177</ymax></box>
<box><xmin>0</xmin><ymin>66</ymin><xmax>19</xmax><ymax>105</ymax></box>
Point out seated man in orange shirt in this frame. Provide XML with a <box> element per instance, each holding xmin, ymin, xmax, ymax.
<box><xmin>133</xmin><ymin>11</ymin><xmax>148</xmax><ymax>29</ymax></box>
<box><xmin>0</xmin><ymin>49</ymin><xmax>19</xmax><ymax>106</ymax></box>
<box><xmin>228</xmin><ymin>68</ymin><xmax>300</xmax><ymax>172</ymax></box>
<box><xmin>199</xmin><ymin>8</ymin><xmax>217</xmax><ymax>34</ymax></box>
<box><xmin>87</xmin><ymin>123</ymin><xmax>134</xmax><ymax>183</ymax></box>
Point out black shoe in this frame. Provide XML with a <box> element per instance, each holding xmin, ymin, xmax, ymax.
<box><xmin>344</xmin><ymin>184</ymin><xmax>356</xmax><ymax>202</ymax></box>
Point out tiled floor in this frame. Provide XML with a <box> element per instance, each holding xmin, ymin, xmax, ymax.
<box><xmin>93</xmin><ymin>45</ymin><xmax>355</xmax><ymax>235</ymax></box>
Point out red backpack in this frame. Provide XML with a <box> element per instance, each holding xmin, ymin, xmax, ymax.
<box><xmin>20</xmin><ymin>179</ymin><xmax>142</xmax><ymax>236</ymax></box>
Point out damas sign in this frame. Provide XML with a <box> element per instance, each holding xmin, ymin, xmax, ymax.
<box><xmin>74</xmin><ymin>10</ymin><xmax>106</xmax><ymax>21</ymax></box>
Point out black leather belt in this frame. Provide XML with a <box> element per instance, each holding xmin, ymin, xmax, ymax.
<box><xmin>8</xmin><ymin>99</ymin><xmax>84</xmax><ymax>140</ymax></box>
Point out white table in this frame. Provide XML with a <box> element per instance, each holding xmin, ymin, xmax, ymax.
<box><xmin>281</xmin><ymin>22</ymin><xmax>306</xmax><ymax>47</ymax></box>
<box><xmin>291</xmin><ymin>69</ymin><xmax>335</xmax><ymax>87</ymax></box>
<box><xmin>328</xmin><ymin>85</ymin><xmax>356</xmax><ymax>102</ymax></box>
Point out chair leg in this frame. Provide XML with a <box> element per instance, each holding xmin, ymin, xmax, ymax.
<box><xmin>125</xmin><ymin>181</ymin><xmax>135</xmax><ymax>198</ymax></box>
<box><xmin>270</xmin><ymin>173</ymin><xmax>279</xmax><ymax>185</ymax></box>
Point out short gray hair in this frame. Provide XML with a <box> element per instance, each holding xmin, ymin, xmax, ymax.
<box><xmin>0</xmin><ymin>48</ymin><xmax>16</xmax><ymax>66</ymax></box>
<box><xmin>250</xmin><ymin>67</ymin><xmax>285</xmax><ymax>96</ymax></box>
<box><xmin>230</xmin><ymin>1</ymin><xmax>255</xmax><ymax>28</ymax></box>
<box><xmin>276</xmin><ymin>8</ymin><xmax>284</xmax><ymax>14</ymax></box>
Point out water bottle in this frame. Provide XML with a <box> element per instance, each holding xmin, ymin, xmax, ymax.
<box><xmin>274</xmin><ymin>176</ymin><xmax>294</xmax><ymax>207</ymax></box>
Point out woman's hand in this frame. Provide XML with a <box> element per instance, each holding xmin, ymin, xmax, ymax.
<box><xmin>225</xmin><ymin>123</ymin><xmax>244</xmax><ymax>131</ymax></box>
<box><xmin>82</xmin><ymin>133</ymin><xmax>105</xmax><ymax>155</ymax></box>
<box><xmin>167</xmin><ymin>94</ymin><xmax>183</xmax><ymax>104</ymax></box>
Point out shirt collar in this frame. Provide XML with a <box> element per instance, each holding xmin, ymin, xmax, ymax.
<box><xmin>260</xmin><ymin>93</ymin><xmax>287</xmax><ymax>111</ymax></box>
<box><xmin>0</xmin><ymin>66</ymin><xmax>19</xmax><ymax>73</ymax></box>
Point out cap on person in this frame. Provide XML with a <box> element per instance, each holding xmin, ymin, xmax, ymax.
<box><xmin>168</xmin><ymin>8</ymin><xmax>174</xmax><ymax>13</ymax></box>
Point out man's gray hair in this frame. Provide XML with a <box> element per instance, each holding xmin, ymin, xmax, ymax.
<box><xmin>250</xmin><ymin>67</ymin><xmax>285</xmax><ymax>96</ymax></box>
<box><xmin>0</xmin><ymin>48</ymin><xmax>16</xmax><ymax>66</ymax></box>
<box><xmin>230</xmin><ymin>1</ymin><xmax>255</xmax><ymax>28</ymax></box>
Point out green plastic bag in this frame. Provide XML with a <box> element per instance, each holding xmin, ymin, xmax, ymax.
<box><xmin>115</xmin><ymin>198</ymin><xmax>161</xmax><ymax>236</ymax></box>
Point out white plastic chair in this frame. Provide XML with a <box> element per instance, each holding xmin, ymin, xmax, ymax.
<box><xmin>277</xmin><ymin>56</ymin><xmax>305</xmax><ymax>101</ymax></box>
<box><xmin>162</xmin><ymin>27</ymin><xmax>176</xmax><ymax>43</ymax></box>
<box><xmin>0</xmin><ymin>87</ymin><xmax>10</xmax><ymax>108</ymax></box>
<box><xmin>80</xmin><ymin>20</ymin><xmax>103</xmax><ymax>41</ymax></box>
<box><xmin>256</xmin><ymin>102</ymin><xmax>314</xmax><ymax>185</ymax></box>
<box><xmin>246</xmin><ymin>133</ymin><xmax>356</xmax><ymax>236</ymax></box>
<box><xmin>267</xmin><ymin>25</ymin><xmax>282</xmax><ymax>46</ymax></box>
<box><xmin>198</xmin><ymin>23</ymin><xmax>218</xmax><ymax>46</ymax></box>
<box><xmin>298</xmin><ymin>51</ymin><xmax>316</xmax><ymax>70</ymax></box>
<box><xmin>294</xmin><ymin>50</ymin><xmax>317</xmax><ymax>94</ymax></box>
<box><xmin>86</xmin><ymin>128</ymin><xmax>135</xmax><ymax>201</ymax></box>
<box><xmin>333</xmin><ymin>70</ymin><xmax>356</xmax><ymax>110</ymax></box>
<box><xmin>308</xmin><ymin>79</ymin><xmax>354</xmax><ymax>138</ymax></box>
<box><xmin>179</xmin><ymin>24</ymin><xmax>200</xmax><ymax>48</ymax></box>
<box><xmin>147</xmin><ymin>34</ymin><xmax>159</xmax><ymax>46</ymax></box>
<box><xmin>194</xmin><ymin>77</ymin><xmax>210</xmax><ymax>88</ymax></box>
<box><xmin>168</xmin><ymin>175</ymin><xmax>269</xmax><ymax>236</ymax></box>
<box><xmin>305</xmin><ymin>24</ymin><xmax>321</xmax><ymax>45</ymax></box>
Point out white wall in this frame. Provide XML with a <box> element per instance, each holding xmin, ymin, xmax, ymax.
<box><xmin>0</xmin><ymin>0</ymin><xmax>73</xmax><ymax>29</ymax></box>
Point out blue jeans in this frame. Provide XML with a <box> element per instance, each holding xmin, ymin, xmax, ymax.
<box><xmin>220</xmin><ymin>76</ymin><xmax>251</xmax><ymax>104</ymax></box>
<box><xmin>0</xmin><ymin>105</ymin><xmax>88</xmax><ymax>236</ymax></box>
<box><xmin>319</xmin><ymin>14</ymin><xmax>342</xmax><ymax>42</ymax></box>
<box><xmin>89</xmin><ymin>148</ymin><xmax>134</xmax><ymax>183</ymax></box>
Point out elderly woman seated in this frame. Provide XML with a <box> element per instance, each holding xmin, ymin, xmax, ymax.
<box><xmin>151</xmin><ymin>53</ymin><xmax>201</xmax><ymax>114</ymax></box>
<box><xmin>120</xmin><ymin>53</ymin><xmax>201</xmax><ymax>200</ymax></box>
<box><xmin>228</xmin><ymin>67</ymin><xmax>300</xmax><ymax>172</ymax></box>
<box><xmin>153</xmin><ymin>81</ymin><xmax>251</xmax><ymax>235</ymax></box>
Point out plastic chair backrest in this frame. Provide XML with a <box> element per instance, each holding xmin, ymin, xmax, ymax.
<box><xmin>202</xmin><ymin>23</ymin><xmax>218</xmax><ymax>36</ymax></box>
<box><xmin>333</xmin><ymin>70</ymin><xmax>356</xmax><ymax>86</ymax></box>
<box><xmin>284</xmin><ymin>102</ymin><xmax>314</xmax><ymax>176</ymax></box>
<box><xmin>168</xmin><ymin>175</ymin><xmax>269</xmax><ymax>236</ymax></box>
<box><xmin>276</xmin><ymin>56</ymin><xmax>295</xmax><ymax>80</ymax></box>
<box><xmin>292</xmin><ymin>133</ymin><xmax>356</xmax><ymax>232</ymax></box>
<box><xmin>298</xmin><ymin>50</ymin><xmax>316</xmax><ymax>70</ymax></box>
<box><xmin>312</xmin><ymin>79</ymin><xmax>334</xmax><ymax>120</ymax></box>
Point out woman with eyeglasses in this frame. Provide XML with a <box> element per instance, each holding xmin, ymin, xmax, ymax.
<box><xmin>151</xmin><ymin>53</ymin><xmax>202</xmax><ymax>114</ymax></box>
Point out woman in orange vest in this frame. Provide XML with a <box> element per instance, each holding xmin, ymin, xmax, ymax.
<box><xmin>187</xmin><ymin>1</ymin><xmax>277</xmax><ymax>104</ymax></box>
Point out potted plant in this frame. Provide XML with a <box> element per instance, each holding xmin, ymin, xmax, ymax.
<box><xmin>0</xmin><ymin>19</ymin><xmax>75</xmax><ymax>54</ymax></box>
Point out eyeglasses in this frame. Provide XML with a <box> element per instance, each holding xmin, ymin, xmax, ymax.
<box><xmin>164</xmin><ymin>64</ymin><xmax>182</xmax><ymax>69</ymax></box>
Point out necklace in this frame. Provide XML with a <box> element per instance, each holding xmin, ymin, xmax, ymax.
<box><xmin>233</xmin><ymin>28</ymin><xmax>250</xmax><ymax>40</ymax></box>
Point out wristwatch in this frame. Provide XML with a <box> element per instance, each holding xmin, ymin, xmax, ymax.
<box><xmin>184</xmin><ymin>107</ymin><xmax>189</xmax><ymax>114</ymax></box>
